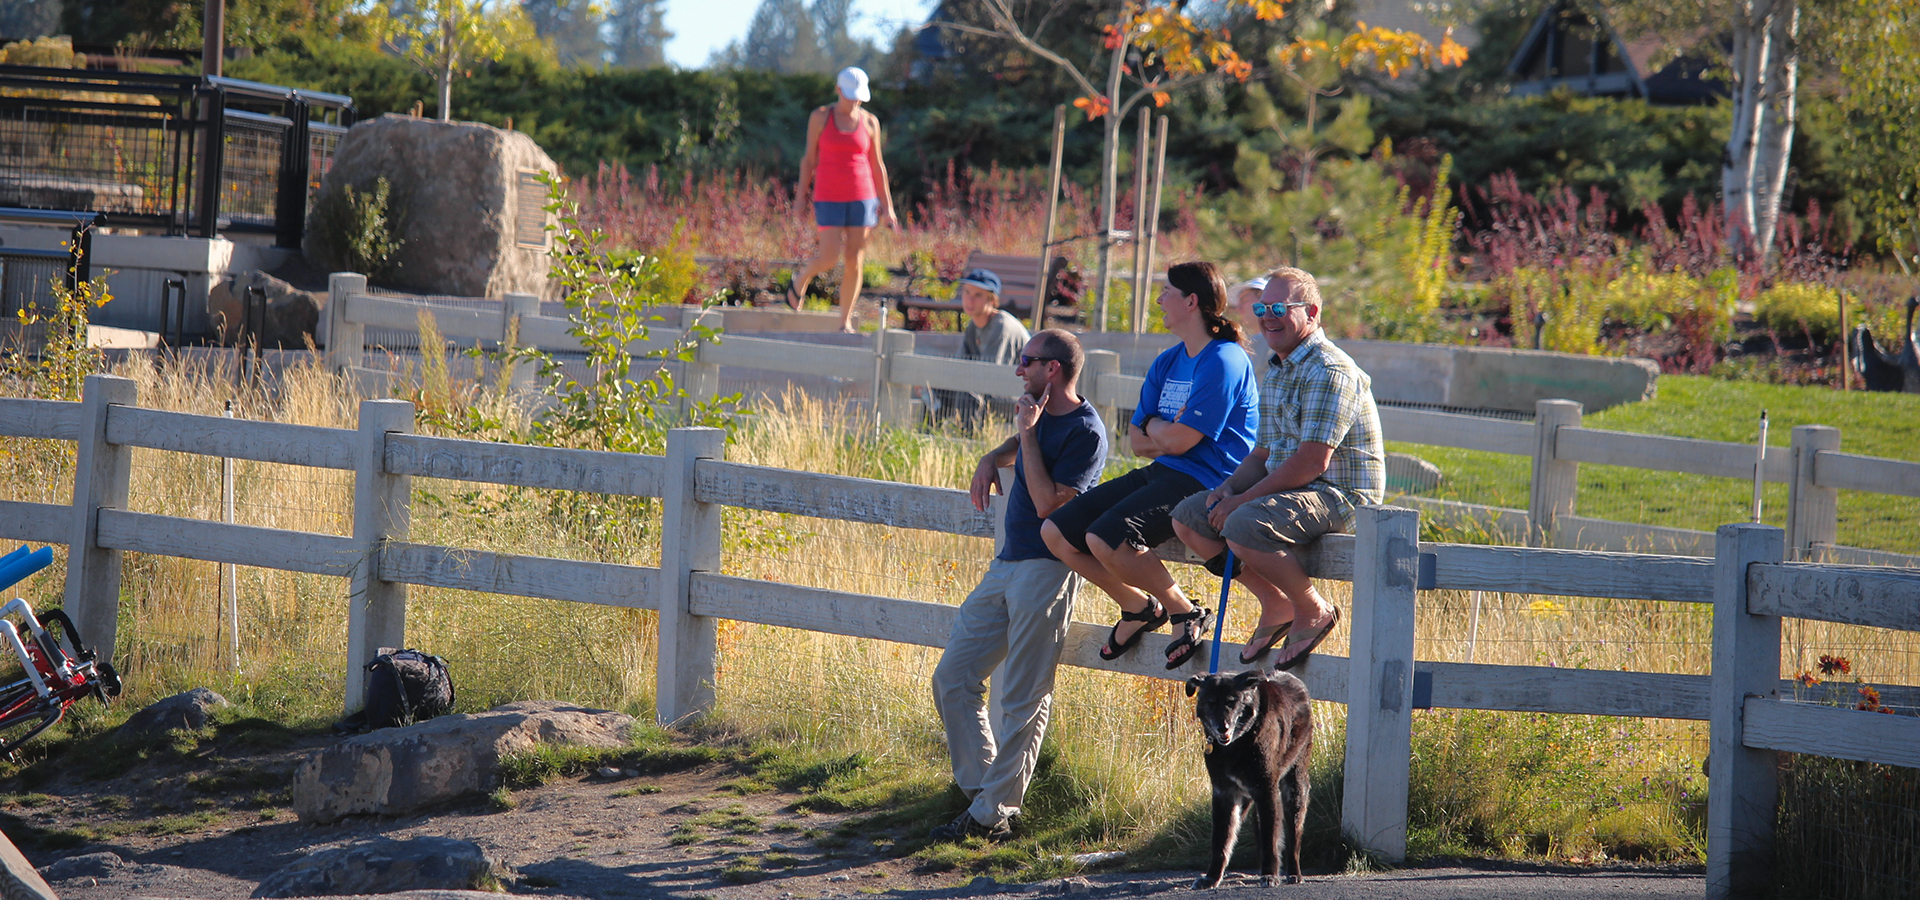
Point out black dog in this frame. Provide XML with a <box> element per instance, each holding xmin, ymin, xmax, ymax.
<box><xmin>1185</xmin><ymin>670</ymin><xmax>1312</xmax><ymax>888</ymax></box>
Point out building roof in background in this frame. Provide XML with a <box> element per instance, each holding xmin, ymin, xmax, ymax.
<box><xmin>1505</xmin><ymin>1</ymin><xmax>1722</xmax><ymax>103</ymax></box>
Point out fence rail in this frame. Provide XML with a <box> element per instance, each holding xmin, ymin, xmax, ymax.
<box><xmin>322</xmin><ymin>277</ymin><xmax>1920</xmax><ymax>567</ymax></box>
<box><xmin>4</xmin><ymin>375</ymin><xmax>1917</xmax><ymax>900</ymax></box>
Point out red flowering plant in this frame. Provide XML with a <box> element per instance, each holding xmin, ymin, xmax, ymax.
<box><xmin>1794</xmin><ymin>654</ymin><xmax>1901</xmax><ymax>715</ymax></box>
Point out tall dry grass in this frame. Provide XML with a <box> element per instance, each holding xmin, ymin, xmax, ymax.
<box><xmin>3</xmin><ymin>353</ymin><xmax>1916</xmax><ymax>866</ymax></box>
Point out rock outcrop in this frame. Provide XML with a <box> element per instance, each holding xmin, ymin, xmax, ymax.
<box><xmin>207</xmin><ymin>271</ymin><xmax>321</xmax><ymax>347</ymax></box>
<box><xmin>1385</xmin><ymin>452</ymin><xmax>1444</xmax><ymax>496</ymax></box>
<box><xmin>305</xmin><ymin>114</ymin><xmax>560</xmax><ymax>299</ymax></box>
<box><xmin>120</xmin><ymin>687</ymin><xmax>230</xmax><ymax>735</ymax></box>
<box><xmin>251</xmin><ymin>836</ymin><xmax>503</xmax><ymax>898</ymax></box>
<box><xmin>291</xmin><ymin>700</ymin><xmax>633</xmax><ymax>823</ymax></box>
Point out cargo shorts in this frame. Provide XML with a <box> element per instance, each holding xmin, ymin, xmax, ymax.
<box><xmin>1170</xmin><ymin>485</ymin><xmax>1347</xmax><ymax>554</ymax></box>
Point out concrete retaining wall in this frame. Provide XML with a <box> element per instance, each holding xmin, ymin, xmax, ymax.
<box><xmin>1069</xmin><ymin>333</ymin><xmax>1658</xmax><ymax>414</ymax></box>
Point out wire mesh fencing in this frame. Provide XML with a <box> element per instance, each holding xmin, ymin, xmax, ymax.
<box><xmin>0</xmin><ymin>105</ymin><xmax>187</xmax><ymax>219</ymax></box>
<box><xmin>218</xmin><ymin>112</ymin><xmax>287</xmax><ymax>230</ymax></box>
<box><xmin>1408</xmin><ymin>588</ymin><xmax>1711</xmax><ymax>860</ymax></box>
<box><xmin>1775</xmin><ymin>752</ymin><xmax>1920</xmax><ymax>900</ymax></box>
<box><xmin>308</xmin><ymin>123</ymin><xmax>345</xmax><ymax>208</ymax></box>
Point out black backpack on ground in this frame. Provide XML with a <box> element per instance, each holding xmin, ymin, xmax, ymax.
<box><xmin>359</xmin><ymin>649</ymin><xmax>455</xmax><ymax>730</ymax></box>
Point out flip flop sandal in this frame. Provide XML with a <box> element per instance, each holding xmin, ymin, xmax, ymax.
<box><xmin>783</xmin><ymin>284</ymin><xmax>804</xmax><ymax>311</ymax></box>
<box><xmin>1163</xmin><ymin>608</ymin><xmax>1213</xmax><ymax>670</ymax></box>
<box><xmin>1099</xmin><ymin>600</ymin><xmax>1168</xmax><ymax>661</ymax></box>
<box><xmin>1238</xmin><ymin>621</ymin><xmax>1293</xmax><ymax>665</ymax></box>
<box><xmin>1274</xmin><ymin>607</ymin><xmax>1341</xmax><ymax>671</ymax></box>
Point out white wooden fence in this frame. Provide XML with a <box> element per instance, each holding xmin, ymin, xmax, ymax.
<box><xmin>4</xmin><ymin>373</ymin><xmax>1918</xmax><ymax>899</ymax></box>
<box><xmin>320</xmin><ymin>275</ymin><xmax>1920</xmax><ymax>568</ymax></box>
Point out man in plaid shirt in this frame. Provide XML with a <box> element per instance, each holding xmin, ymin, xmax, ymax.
<box><xmin>1171</xmin><ymin>266</ymin><xmax>1384</xmax><ymax>670</ymax></box>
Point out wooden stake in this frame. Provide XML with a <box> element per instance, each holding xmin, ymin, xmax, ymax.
<box><xmin>1032</xmin><ymin>106</ymin><xmax>1066</xmax><ymax>334</ymax></box>
<box><xmin>1144</xmin><ymin>115</ymin><xmax>1168</xmax><ymax>330</ymax></box>
<box><xmin>1837</xmin><ymin>291</ymin><xmax>1850</xmax><ymax>391</ymax></box>
<box><xmin>1130</xmin><ymin>108</ymin><xmax>1150</xmax><ymax>334</ymax></box>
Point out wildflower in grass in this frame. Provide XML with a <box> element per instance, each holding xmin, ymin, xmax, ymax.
<box><xmin>1528</xmin><ymin>599</ymin><xmax>1568</xmax><ymax>616</ymax></box>
<box><xmin>1818</xmin><ymin>654</ymin><xmax>1851</xmax><ymax>676</ymax></box>
<box><xmin>1856</xmin><ymin>685</ymin><xmax>1882</xmax><ymax>712</ymax></box>
<box><xmin>1795</xmin><ymin>671</ymin><xmax>1820</xmax><ymax>687</ymax></box>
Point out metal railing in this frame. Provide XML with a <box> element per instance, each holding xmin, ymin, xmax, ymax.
<box><xmin>0</xmin><ymin>65</ymin><xmax>352</xmax><ymax>248</ymax></box>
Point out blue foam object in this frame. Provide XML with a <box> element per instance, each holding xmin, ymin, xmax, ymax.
<box><xmin>0</xmin><ymin>546</ymin><xmax>53</xmax><ymax>595</ymax></box>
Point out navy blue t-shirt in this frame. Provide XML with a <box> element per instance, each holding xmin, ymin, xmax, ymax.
<box><xmin>1001</xmin><ymin>399</ymin><xmax>1109</xmax><ymax>561</ymax></box>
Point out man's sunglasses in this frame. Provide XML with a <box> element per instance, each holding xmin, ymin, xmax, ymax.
<box><xmin>1020</xmin><ymin>355</ymin><xmax>1060</xmax><ymax>367</ymax></box>
<box><xmin>1251</xmin><ymin>301</ymin><xmax>1308</xmax><ymax>318</ymax></box>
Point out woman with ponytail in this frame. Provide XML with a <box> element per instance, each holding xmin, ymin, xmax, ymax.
<box><xmin>1041</xmin><ymin>261</ymin><xmax>1259</xmax><ymax>669</ymax></box>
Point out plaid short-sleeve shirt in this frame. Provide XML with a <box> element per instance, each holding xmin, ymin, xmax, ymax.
<box><xmin>1259</xmin><ymin>331</ymin><xmax>1386</xmax><ymax>527</ymax></box>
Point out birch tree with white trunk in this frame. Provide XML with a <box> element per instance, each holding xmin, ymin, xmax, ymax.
<box><xmin>1721</xmin><ymin>0</ymin><xmax>1800</xmax><ymax>260</ymax></box>
<box><xmin>1600</xmin><ymin>0</ymin><xmax>1822</xmax><ymax>260</ymax></box>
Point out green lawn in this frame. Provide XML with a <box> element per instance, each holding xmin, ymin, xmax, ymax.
<box><xmin>1392</xmin><ymin>376</ymin><xmax>1920</xmax><ymax>555</ymax></box>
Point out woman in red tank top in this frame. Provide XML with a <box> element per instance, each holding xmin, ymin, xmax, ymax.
<box><xmin>791</xmin><ymin>66</ymin><xmax>898</xmax><ymax>333</ymax></box>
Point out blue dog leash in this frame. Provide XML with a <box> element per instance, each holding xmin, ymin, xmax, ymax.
<box><xmin>1206</xmin><ymin>550</ymin><xmax>1233</xmax><ymax>674</ymax></box>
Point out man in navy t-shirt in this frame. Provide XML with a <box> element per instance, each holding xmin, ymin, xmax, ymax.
<box><xmin>930</xmin><ymin>329</ymin><xmax>1108</xmax><ymax>842</ymax></box>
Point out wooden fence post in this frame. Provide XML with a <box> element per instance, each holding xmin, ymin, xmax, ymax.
<box><xmin>1785</xmin><ymin>425</ymin><xmax>1838</xmax><ymax>562</ymax></box>
<box><xmin>326</xmin><ymin>273</ymin><xmax>366</xmax><ymax>372</ymax></box>
<box><xmin>502</xmin><ymin>292</ymin><xmax>540</xmax><ymax>396</ymax></box>
<box><xmin>63</xmin><ymin>374</ymin><xmax>137</xmax><ymax>665</ymax></box>
<box><xmin>1528</xmin><ymin>399</ymin><xmax>1582</xmax><ymax>547</ymax></box>
<box><xmin>680</xmin><ymin>308</ymin><xmax>724</xmax><ymax>416</ymax></box>
<box><xmin>1081</xmin><ymin>349</ymin><xmax>1121</xmax><ymax>439</ymax></box>
<box><xmin>657</xmin><ymin>426</ymin><xmax>724</xmax><ymax>726</ymax></box>
<box><xmin>1342</xmin><ymin>504</ymin><xmax>1420</xmax><ymax>863</ymax></box>
<box><xmin>1707</xmin><ymin>522</ymin><xmax>1784</xmax><ymax>900</ymax></box>
<box><xmin>871</xmin><ymin>329</ymin><xmax>915</xmax><ymax>429</ymax></box>
<box><xmin>344</xmin><ymin>399</ymin><xmax>413</xmax><ymax>713</ymax></box>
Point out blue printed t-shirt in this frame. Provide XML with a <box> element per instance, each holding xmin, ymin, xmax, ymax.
<box><xmin>1001</xmin><ymin>399</ymin><xmax>1109</xmax><ymax>561</ymax></box>
<box><xmin>1128</xmin><ymin>339</ymin><xmax>1258</xmax><ymax>488</ymax></box>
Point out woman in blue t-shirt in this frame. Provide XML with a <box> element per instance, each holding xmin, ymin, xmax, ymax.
<box><xmin>1041</xmin><ymin>261</ymin><xmax>1258</xmax><ymax>669</ymax></box>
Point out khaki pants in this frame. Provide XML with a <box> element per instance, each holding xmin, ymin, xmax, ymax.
<box><xmin>931</xmin><ymin>557</ymin><xmax>1079</xmax><ymax>828</ymax></box>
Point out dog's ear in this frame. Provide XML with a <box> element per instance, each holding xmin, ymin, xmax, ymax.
<box><xmin>1186</xmin><ymin>676</ymin><xmax>1203</xmax><ymax>696</ymax></box>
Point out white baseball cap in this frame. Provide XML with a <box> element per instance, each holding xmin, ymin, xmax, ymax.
<box><xmin>836</xmin><ymin>66</ymin><xmax>871</xmax><ymax>102</ymax></box>
<box><xmin>1229</xmin><ymin>276</ymin><xmax>1270</xmax><ymax>300</ymax></box>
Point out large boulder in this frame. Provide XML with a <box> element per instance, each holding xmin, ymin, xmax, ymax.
<box><xmin>207</xmin><ymin>271</ymin><xmax>321</xmax><ymax>347</ymax></box>
<box><xmin>306</xmin><ymin>114</ymin><xmax>560</xmax><ymax>299</ymax></box>
<box><xmin>120</xmin><ymin>687</ymin><xmax>230</xmax><ymax>736</ymax></box>
<box><xmin>251</xmin><ymin>836</ymin><xmax>503</xmax><ymax>898</ymax></box>
<box><xmin>291</xmin><ymin>700</ymin><xmax>633</xmax><ymax>824</ymax></box>
<box><xmin>1385</xmin><ymin>452</ymin><xmax>1444</xmax><ymax>496</ymax></box>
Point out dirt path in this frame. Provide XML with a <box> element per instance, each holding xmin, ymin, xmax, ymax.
<box><xmin>5</xmin><ymin>728</ymin><xmax>1703</xmax><ymax>900</ymax></box>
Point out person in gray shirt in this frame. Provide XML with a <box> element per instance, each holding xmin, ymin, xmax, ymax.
<box><xmin>932</xmin><ymin>268</ymin><xmax>1031</xmax><ymax>428</ymax></box>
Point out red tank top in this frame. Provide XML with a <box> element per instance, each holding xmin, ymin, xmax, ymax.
<box><xmin>813</xmin><ymin>109</ymin><xmax>875</xmax><ymax>203</ymax></box>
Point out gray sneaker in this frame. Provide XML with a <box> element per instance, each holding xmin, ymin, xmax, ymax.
<box><xmin>928</xmin><ymin>810</ymin><xmax>1011</xmax><ymax>842</ymax></box>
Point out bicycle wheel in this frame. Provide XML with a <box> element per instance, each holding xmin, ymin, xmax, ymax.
<box><xmin>0</xmin><ymin>683</ymin><xmax>61</xmax><ymax>757</ymax></box>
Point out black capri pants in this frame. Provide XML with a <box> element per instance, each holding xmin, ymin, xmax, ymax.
<box><xmin>1045</xmin><ymin>461</ymin><xmax>1207</xmax><ymax>556</ymax></box>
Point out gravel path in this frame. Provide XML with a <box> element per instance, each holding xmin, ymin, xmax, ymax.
<box><xmin>15</xmin><ymin>728</ymin><xmax>1701</xmax><ymax>900</ymax></box>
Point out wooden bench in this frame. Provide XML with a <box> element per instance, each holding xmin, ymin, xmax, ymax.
<box><xmin>894</xmin><ymin>251</ymin><xmax>1080</xmax><ymax>330</ymax></box>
